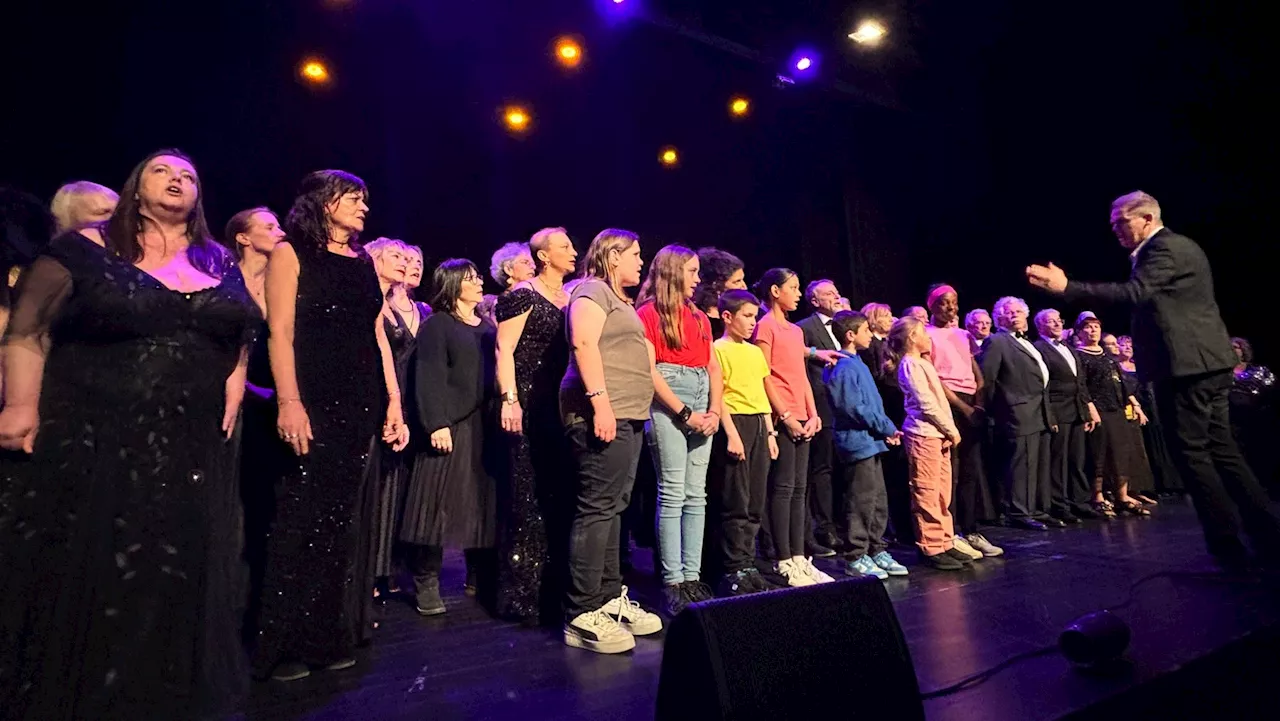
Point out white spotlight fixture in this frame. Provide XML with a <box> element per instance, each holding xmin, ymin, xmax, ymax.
<box><xmin>849</xmin><ymin>19</ymin><xmax>887</xmax><ymax>45</ymax></box>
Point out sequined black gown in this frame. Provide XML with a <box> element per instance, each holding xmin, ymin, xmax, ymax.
<box><xmin>493</xmin><ymin>288</ymin><xmax>569</xmax><ymax>624</ymax></box>
<box><xmin>251</xmin><ymin>243</ymin><xmax>383</xmax><ymax>674</ymax></box>
<box><xmin>0</xmin><ymin>233</ymin><xmax>255</xmax><ymax>721</ymax></box>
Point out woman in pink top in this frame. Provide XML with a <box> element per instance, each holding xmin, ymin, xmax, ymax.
<box><xmin>752</xmin><ymin>268</ymin><xmax>831</xmax><ymax>587</ymax></box>
<box><xmin>888</xmin><ymin>316</ymin><xmax>969</xmax><ymax>572</ymax></box>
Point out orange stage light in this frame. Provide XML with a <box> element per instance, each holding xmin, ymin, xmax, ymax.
<box><xmin>730</xmin><ymin>96</ymin><xmax>750</xmax><ymax>117</ymax></box>
<box><xmin>300</xmin><ymin>59</ymin><xmax>330</xmax><ymax>84</ymax></box>
<box><xmin>503</xmin><ymin>106</ymin><xmax>532</xmax><ymax>132</ymax></box>
<box><xmin>554</xmin><ymin>37</ymin><xmax>584</xmax><ymax>68</ymax></box>
<box><xmin>659</xmin><ymin>147</ymin><xmax>679</xmax><ymax>167</ymax></box>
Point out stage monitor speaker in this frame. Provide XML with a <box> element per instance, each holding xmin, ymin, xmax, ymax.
<box><xmin>655</xmin><ymin>577</ymin><xmax>924</xmax><ymax>721</ymax></box>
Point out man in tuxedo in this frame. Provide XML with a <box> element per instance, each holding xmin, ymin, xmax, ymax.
<box><xmin>980</xmin><ymin>296</ymin><xmax>1059</xmax><ymax>530</ymax></box>
<box><xmin>798</xmin><ymin>279</ymin><xmax>844</xmax><ymax>556</ymax></box>
<box><xmin>1033</xmin><ymin>309</ymin><xmax>1099</xmax><ymax>522</ymax></box>
<box><xmin>965</xmin><ymin>309</ymin><xmax>993</xmax><ymax>354</ymax></box>
<box><xmin>1028</xmin><ymin>191</ymin><xmax>1280</xmax><ymax>563</ymax></box>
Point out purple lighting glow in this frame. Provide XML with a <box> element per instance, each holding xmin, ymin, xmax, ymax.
<box><xmin>796</xmin><ymin>57</ymin><xmax>812</xmax><ymax>71</ymax></box>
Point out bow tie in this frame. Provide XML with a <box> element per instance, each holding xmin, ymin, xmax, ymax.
<box><xmin>1012</xmin><ymin>331</ymin><xmax>1029</xmax><ymax>340</ymax></box>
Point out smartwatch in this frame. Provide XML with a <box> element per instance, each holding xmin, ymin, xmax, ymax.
<box><xmin>676</xmin><ymin>406</ymin><xmax>693</xmax><ymax>425</ymax></box>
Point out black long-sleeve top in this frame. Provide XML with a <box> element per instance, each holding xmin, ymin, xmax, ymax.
<box><xmin>1077</xmin><ymin>347</ymin><xmax>1126</xmax><ymax>413</ymax></box>
<box><xmin>415</xmin><ymin>312</ymin><xmax>496</xmax><ymax>433</ymax></box>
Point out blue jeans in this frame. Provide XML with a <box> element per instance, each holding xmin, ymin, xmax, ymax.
<box><xmin>647</xmin><ymin>363</ymin><xmax>712</xmax><ymax>585</ymax></box>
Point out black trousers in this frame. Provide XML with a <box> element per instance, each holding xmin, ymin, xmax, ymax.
<box><xmin>760</xmin><ymin>433</ymin><xmax>810</xmax><ymax>560</ymax></box>
<box><xmin>950</xmin><ymin>393</ymin><xmax>993</xmax><ymax>534</ymax></box>
<box><xmin>1154</xmin><ymin>370</ymin><xmax>1280</xmax><ymax>559</ymax></box>
<box><xmin>842</xmin><ymin>455</ymin><xmax>889</xmax><ymax>558</ymax></box>
<box><xmin>1048</xmin><ymin>420</ymin><xmax>1091</xmax><ymax>516</ymax></box>
<box><xmin>999</xmin><ymin>430</ymin><xmax>1051</xmax><ymax>519</ymax></box>
<box><xmin>806</xmin><ymin>425</ymin><xmax>837</xmax><ymax>540</ymax></box>
<box><xmin>564</xmin><ymin>419</ymin><xmax>645</xmax><ymax>619</ymax></box>
<box><xmin>708</xmin><ymin>414</ymin><xmax>771</xmax><ymax>574</ymax></box>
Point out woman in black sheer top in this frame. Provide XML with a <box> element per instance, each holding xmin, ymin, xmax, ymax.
<box><xmin>0</xmin><ymin>150</ymin><xmax>256</xmax><ymax>720</ymax></box>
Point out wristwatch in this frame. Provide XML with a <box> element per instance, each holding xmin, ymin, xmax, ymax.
<box><xmin>676</xmin><ymin>406</ymin><xmax>693</xmax><ymax>425</ymax></box>
<box><xmin>501</xmin><ymin>390</ymin><xmax>518</xmax><ymax>405</ymax></box>
<box><xmin>767</xmin><ymin>430</ymin><xmax>779</xmax><ymax>437</ymax></box>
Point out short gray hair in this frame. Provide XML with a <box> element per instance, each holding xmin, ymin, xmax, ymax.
<box><xmin>992</xmin><ymin>296</ymin><xmax>1028</xmax><ymax>330</ymax></box>
<box><xmin>964</xmin><ymin>309</ymin><xmax>990</xmax><ymax>326</ymax></box>
<box><xmin>50</xmin><ymin>180</ymin><xmax>118</xmax><ymax>233</ymax></box>
<box><xmin>1111</xmin><ymin>190</ymin><xmax>1161</xmax><ymax>222</ymax></box>
<box><xmin>529</xmin><ymin>226</ymin><xmax>566</xmax><ymax>273</ymax></box>
<box><xmin>1033</xmin><ymin>308</ymin><xmax>1060</xmax><ymax>330</ymax></box>
<box><xmin>365</xmin><ymin>237</ymin><xmax>411</xmax><ymax>264</ymax></box>
<box><xmin>490</xmin><ymin>241</ymin><xmax>530</xmax><ymax>287</ymax></box>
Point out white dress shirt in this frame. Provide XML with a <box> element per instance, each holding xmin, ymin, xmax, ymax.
<box><xmin>1040</xmin><ymin>335</ymin><xmax>1077</xmax><ymax>375</ymax></box>
<box><xmin>1129</xmin><ymin>224</ymin><xmax>1165</xmax><ymax>266</ymax></box>
<box><xmin>817</xmin><ymin>312</ymin><xmax>838</xmax><ymax>348</ymax></box>
<box><xmin>1013</xmin><ymin>334</ymin><xmax>1049</xmax><ymax>386</ymax></box>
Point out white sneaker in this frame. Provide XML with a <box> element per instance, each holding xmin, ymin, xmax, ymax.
<box><xmin>564</xmin><ymin>609</ymin><xmax>635</xmax><ymax>654</ymax></box>
<box><xmin>952</xmin><ymin>536</ymin><xmax>984</xmax><ymax>560</ymax></box>
<box><xmin>799</xmin><ymin>556</ymin><xmax>836</xmax><ymax>583</ymax></box>
<box><xmin>777</xmin><ymin>558</ymin><xmax>816</xmax><ymax>587</ymax></box>
<box><xmin>600</xmin><ymin>585</ymin><xmax>663</xmax><ymax>636</ymax></box>
<box><xmin>964</xmin><ymin>533</ymin><xmax>1004</xmax><ymax>557</ymax></box>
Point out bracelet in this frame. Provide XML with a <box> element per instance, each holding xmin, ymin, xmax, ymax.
<box><xmin>706</xmin><ymin>410</ymin><xmax>720</xmax><ymax>419</ymax></box>
<box><xmin>779</xmin><ymin>411</ymin><xmax>793</xmax><ymax>422</ymax></box>
<box><xmin>808</xmin><ymin>346</ymin><xmax>818</xmax><ymax>359</ymax></box>
<box><xmin>501</xmin><ymin>390</ymin><xmax>518</xmax><ymax>405</ymax></box>
<box><xmin>767</xmin><ymin>430</ymin><xmax>779</xmax><ymax>437</ymax></box>
<box><xmin>585</xmin><ymin>389</ymin><xmax>607</xmax><ymax>399</ymax></box>
<box><xmin>278</xmin><ymin>397</ymin><xmax>303</xmax><ymax>405</ymax></box>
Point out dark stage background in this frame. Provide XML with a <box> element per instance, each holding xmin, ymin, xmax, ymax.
<box><xmin>2</xmin><ymin>0</ymin><xmax>1273</xmax><ymax>359</ymax></box>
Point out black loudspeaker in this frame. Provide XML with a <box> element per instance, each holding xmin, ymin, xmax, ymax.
<box><xmin>655</xmin><ymin>577</ymin><xmax>924</xmax><ymax>721</ymax></box>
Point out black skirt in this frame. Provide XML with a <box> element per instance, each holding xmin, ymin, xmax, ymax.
<box><xmin>1091</xmin><ymin>409</ymin><xmax>1146</xmax><ymax>485</ymax></box>
<box><xmin>401</xmin><ymin>410</ymin><xmax>497</xmax><ymax>548</ymax></box>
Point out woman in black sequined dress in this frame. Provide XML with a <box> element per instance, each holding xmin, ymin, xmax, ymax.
<box><xmin>494</xmin><ymin>228</ymin><xmax>576</xmax><ymax>624</ymax></box>
<box><xmin>0</xmin><ymin>150</ymin><xmax>256</xmax><ymax>720</ymax></box>
<box><xmin>252</xmin><ymin>171</ymin><xmax>407</xmax><ymax>682</ymax></box>
<box><xmin>1076</xmin><ymin>316</ymin><xmax>1150</xmax><ymax>517</ymax></box>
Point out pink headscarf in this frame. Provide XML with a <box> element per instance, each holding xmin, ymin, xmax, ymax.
<box><xmin>926</xmin><ymin>284</ymin><xmax>957</xmax><ymax>309</ymax></box>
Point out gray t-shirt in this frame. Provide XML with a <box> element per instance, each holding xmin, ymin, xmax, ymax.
<box><xmin>560</xmin><ymin>279</ymin><xmax>655</xmax><ymax>423</ymax></box>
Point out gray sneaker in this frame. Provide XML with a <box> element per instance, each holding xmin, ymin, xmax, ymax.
<box><xmin>965</xmin><ymin>533</ymin><xmax>1004</xmax><ymax>557</ymax></box>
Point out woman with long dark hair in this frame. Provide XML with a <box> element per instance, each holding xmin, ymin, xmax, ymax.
<box><xmin>493</xmin><ymin>227</ymin><xmax>577</xmax><ymax>624</ymax></box>
<box><xmin>251</xmin><ymin>170</ymin><xmax>406</xmax><ymax>682</ymax></box>
<box><xmin>400</xmin><ymin>259</ymin><xmax>498</xmax><ymax>616</ymax></box>
<box><xmin>0</xmin><ymin>149</ymin><xmax>256</xmax><ymax>719</ymax></box>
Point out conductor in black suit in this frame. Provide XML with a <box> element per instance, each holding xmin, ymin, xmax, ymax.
<box><xmin>1033</xmin><ymin>309</ymin><xmax>1100</xmax><ymax>522</ymax></box>
<box><xmin>980</xmin><ymin>296</ymin><xmax>1059</xmax><ymax>530</ymax></box>
<box><xmin>1028</xmin><ymin>191</ymin><xmax>1280</xmax><ymax>563</ymax></box>
<box><xmin>798</xmin><ymin>278</ymin><xmax>844</xmax><ymax>555</ymax></box>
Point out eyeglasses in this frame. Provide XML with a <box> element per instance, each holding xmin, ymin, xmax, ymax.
<box><xmin>462</xmin><ymin>273</ymin><xmax>482</xmax><ymax>283</ymax></box>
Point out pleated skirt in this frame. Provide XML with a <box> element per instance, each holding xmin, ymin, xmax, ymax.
<box><xmin>400</xmin><ymin>410</ymin><xmax>497</xmax><ymax>549</ymax></box>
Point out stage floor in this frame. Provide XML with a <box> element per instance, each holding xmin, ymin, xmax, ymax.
<box><xmin>242</xmin><ymin>499</ymin><xmax>1280</xmax><ymax>721</ymax></box>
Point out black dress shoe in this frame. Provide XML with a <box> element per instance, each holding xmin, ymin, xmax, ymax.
<box><xmin>1058</xmin><ymin>514</ymin><xmax>1083</xmax><ymax>525</ymax></box>
<box><xmin>1041</xmin><ymin>517</ymin><xmax>1068</xmax><ymax>528</ymax></box>
<box><xmin>1010</xmin><ymin>518</ymin><xmax>1048</xmax><ymax>531</ymax></box>
<box><xmin>944</xmin><ymin>548</ymin><xmax>975</xmax><ymax>565</ymax></box>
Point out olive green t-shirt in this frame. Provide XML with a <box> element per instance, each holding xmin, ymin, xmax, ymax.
<box><xmin>560</xmin><ymin>279</ymin><xmax>655</xmax><ymax>423</ymax></box>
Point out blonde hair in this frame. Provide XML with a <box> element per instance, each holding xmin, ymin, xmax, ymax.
<box><xmin>637</xmin><ymin>244</ymin><xmax>698</xmax><ymax>350</ymax></box>
<box><xmin>50</xmin><ymin>181</ymin><xmax>118</xmax><ymax>233</ymax></box>
<box><xmin>529</xmin><ymin>226</ymin><xmax>567</xmax><ymax>273</ymax></box>
<box><xmin>1111</xmin><ymin>191</ymin><xmax>1161</xmax><ymax>222</ymax></box>
<box><xmin>365</xmin><ymin>237</ymin><xmax>411</xmax><ymax>265</ymax></box>
<box><xmin>582</xmin><ymin>228</ymin><xmax>639</xmax><ymax>300</ymax></box>
<box><xmin>886</xmin><ymin>316</ymin><xmax>925</xmax><ymax>374</ymax></box>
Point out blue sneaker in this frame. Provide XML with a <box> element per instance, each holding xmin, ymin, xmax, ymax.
<box><xmin>872</xmin><ymin>551</ymin><xmax>909</xmax><ymax>576</ymax></box>
<box><xmin>844</xmin><ymin>555</ymin><xmax>889</xmax><ymax>580</ymax></box>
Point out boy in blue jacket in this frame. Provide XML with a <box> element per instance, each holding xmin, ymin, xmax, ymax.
<box><xmin>824</xmin><ymin>311</ymin><xmax>908</xmax><ymax>579</ymax></box>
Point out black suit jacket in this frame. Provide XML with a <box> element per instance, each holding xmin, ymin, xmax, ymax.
<box><xmin>1062</xmin><ymin>228</ymin><xmax>1235</xmax><ymax>382</ymax></box>
<box><xmin>1033</xmin><ymin>338</ymin><xmax>1092</xmax><ymax>424</ymax></box>
<box><xmin>980</xmin><ymin>331</ymin><xmax>1056</xmax><ymax>438</ymax></box>
<box><xmin>799</xmin><ymin>312</ymin><xmax>839</xmax><ymax>425</ymax></box>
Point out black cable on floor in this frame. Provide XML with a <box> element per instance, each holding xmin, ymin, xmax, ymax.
<box><xmin>916</xmin><ymin>567</ymin><xmax>1279</xmax><ymax>700</ymax></box>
